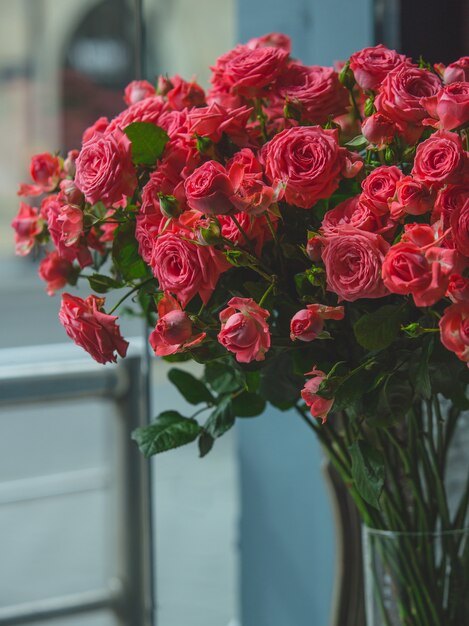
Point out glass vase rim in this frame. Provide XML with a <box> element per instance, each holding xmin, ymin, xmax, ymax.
<box><xmin>362</xmin><ymin>524</ymin><xmax>469</xmax><ymax>538</ymax></box>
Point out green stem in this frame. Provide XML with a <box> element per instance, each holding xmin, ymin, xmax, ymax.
<box><xmin>108</xmin><ymin>277</ymin><xmax>156</xmax><ymax>315</ymax></box>
<box><xmin>258</xmin><ymin>282</ymin><xmax>275</xmax><ymax>308</ymax></box>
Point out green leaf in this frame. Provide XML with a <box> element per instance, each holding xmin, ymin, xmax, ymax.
<box><xmin>232</xmin><ymin>391</ymin><xmax>266</xmax><ymax>417</ymax></box>
<box><xmin>415</xmin><ymin>337</ymin><xmax>434</xmax><ymax>399</ymax></box>
<box><xmin>87</xmin><ymin>273</ymin><xmax>124</xmax><ymax>293</ymax></box>
<box><xmin>112</xmin><ymin>220</ymin><xmax>148</xmax><ymax>281</ymax></box>
<box><xmin>259</xmin><ymin>352</ymin><xmax>303</xmax><ymax>409</ymax></box>
<box><xmin>204</xmin><ymin>362</ymin><xmax>244</xmax><ymax>394</ymax></box>
<box><xmin>123</xmin><ymin>122</ymin><xmax>169</xmax><ymax>165</ymax></box>
<box><xmin>204</xmin><ymin>395</ymin><xmax>235</xmax><ymax>438</ymax></box>
<box><xmin>345</xmin><ymin>135</ymin><xmax>368</xmax><ymax>150</ymax></box>
<box><xmin>168</xmin><ymin>368</ymin><xmax>214</xmax><ymax>405</ymax></box>
<box><xmin>132</xmin><ymin>410</ymin><xmax>201</xmax><ymax>456</ymax></box>
<box><xmin>198</xmin><ymin>431</ymin><xmax>214</xmax><ymax>457</ymax></box>
<box><xmin>353</xmin><ymin>305</ymin><xmax>405</xmax><ymax>351</ymax></box>
<box><xmin>349</xmin><ymin>440</ymin><xmax>385</xmax><ymax>510</ymax></box>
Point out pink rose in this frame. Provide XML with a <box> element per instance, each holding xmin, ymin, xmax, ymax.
<box><xmin>321</xmin><ymin>227</ymin><xmax>390</xmax><ymax>302</ymax></box>
<box><xmin>421</xmin><ymin>82</ymin><xmax>469</xmax><ymax>131</ymax></box>
<box><xmin>349</xmin><ymin>45</ymin><xmax>409</xmax><ymax>90</ymax></box>
<box><xmin>38</xmin><ymin>251</ymin><xmax>74</xmax><ymax>296</ymax></box>
<box><xmin>46</xmin><ymin>196</ymin><xmax>92</xmax><ymax>268</ymax></box>
<box><xmin>218</xmin><ymin>210</ymin><xmax>275</xmax><ymax>256</ymax></box>
<box><xmin>149</xmin><ymin>292</ymin><xmax>205</xmax><ymax>357</ymax></box>
<box><xmin>443</xmin><ymin>57</ymin><xmax>469</xmax><ymax>84</ymax></box>
<box><xmin>246</xmin><ymin>33</ymin><xmax>292</xmax><ymax>53</ymax></box>
<box><xmin>187</xmin><ymin>103</ymin><xmax>253</xmax><ymax>146</ymax></box>
<box><xmin>211</xmin><ymin>45</ymin><xmax>289</xmax><ymax>98</ymax></box>
<box><xmin>124</xmin><ymin>80</ymin><xmax>155</xmax><ymax>105</ymax></box>
<box><xmin>375</xmin><ymin>65</ymin><xmax>441</xmax><ymax>138</ymax></box>
<box><xmin>59</xmin><ymin>179</ymin><xmax>84</xmax><ymax>207</ymax></box>
<box><xmin>184</xmin><ymin>160</ymin><xmax>237</xmax><ymax>216</ymax></box>
<box><xmin>75</xmin><ymin>128</ymin><xmax>137</xmax><ymax>207</ymax></box>
<box><xmin>321</xmin><ymin>196</ymin><xmax>396</xmax><ymax>239</ymax></box>
<box><xmin>82</xmin><ymin>117</ymin><xmax>109</xmax><ymax>143</ymax></box>
<box><xmin>150</xmin><ymin>230</ymin><xmax>229</xmax><ymax>307</ymax></box>
<box><xmin>276</xmin><ymin>62</ymin><xmax>349</xmax><ymax>125</ymax></box>
<box><xmin>262</xmin><ymin>126</ymin><xmax>344</xmax><ymax>209</ymax></box>
<box><xmin>64</xmin><ymin>150</ymin><xmax>79</xmax><ymax>177</ymax></box>
<box><xmin>434</xmin><ymin>184</ymin><xmax>469</xmax><ymax>226</ymax></box>
<box><xmin>382</xmin><ymin>242</ymin><xmax>459</xmax><ymax>307</ymax></box>
<box><xmin>450</xmin><ymin>198</ymin><xmax>469</xmax><ymax>257</ymax></box>
<box><xmin>106</xmin><ymin>96</ymin><xmax>167</xmax><ymax>134</ymax></box>
<box><xmin>360</xmin><ymin>165</ymin><xmax>404</xmax><ymax>215</ymax></box>
<box><xmin>18</xmin><ymin>152</ymin><xmax>62</xmax><ymax>197</ymax></box>
<box><xmin>412</xmin><ymin>131</ymin><xmax>467</xmax><ymax>187</ymax></box>
<box><xmin>217</xmin><ymin>297</ymin><xmax>270</xmax><ymax>363</ymax></box>
<box><xmin>447</xmin><ymin>274</ymin><xmax>469</xmax><ymax>303</ymax></box>
<box><xmin>389</xmin><ymin>176</ymin><xmax>433</xmax><ymax>220</ymax></box>
<box><xmin>306</xmin><ymin>236</ymin><xmax>323</xmax><ymax>261</ymax></box>
<box><xmin>59</xmin><ymin>293</ymin><xmax>129</xmax><ymax>364</ymax></box>
<box><xmin>361</xmin><ymin>113</ymin><xmax>396</xmax><ymax>148</ymax></box>
<box><xmin>166</xmin><ymin>75</ymin><xmax>206</xmax><ymax>110</ymax></box>
<box><xmin>439</xmin><ymin>302</ymin><xmax>469</xmax><ymax>365</ymax></box>
<box><xmin>301</xmin><ymin>368</ymin><xmax>333</xmax><ymax>423</ymax></box>
<box><xmin>11</xmin><ymin>202</ymin><xmax>44</xmax><ymax>256</ymax></box>
<box><xmin>290</xmin><ymin>304</ymin><xmax>344</xmax><ymax>342</ymax></box>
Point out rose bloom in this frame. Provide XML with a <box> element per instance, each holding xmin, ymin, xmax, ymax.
<box><xmin>46</xmin><ymin>196</ymin><xmax>92</xmax><ymax>268</ymax></box>
<box><xmin>11</xmin><ymin>202</ymin><xmax>44</xmax><ymax>256</ymax></box>
<box><xmin>421</xmin><ymin>82</ymin><xmax>469</xmax><ymax>131</ymax></box>
<box><xmin>150</xmin><ymin>230</ymin><xmax>229</xmax><ymax>307</ymax></box>
<box><xmin>211</xmin><ymin>44</ymin><xmax>289</xmax><ymax>98</ymax></box>
<box><xmin>412</xmin><ymin>131</ymin><xmax>466</xmax><ymax>187</ymax></box>
<box><xmin>106</xmin><ymin>95</ymin><xmax>167</xmax><ymax>134</ymax></box>
<box><xmin>276</xmin><ymin>62</ymin><xmax>349</xmax><ymax>125</ymax></box>
<box><xmin>321</xmin><ymin>195</ymin><xmax>395</xmax><ymax>239</ymax></box>
<box><xmin>349</xmin><ymin>44</ymin><xmax>409</xmax><ymax>90</ymax></box>
<box><xmin>75</xmin><ymin>128</ymin><xmax>137</xmax><ymax>207</ymax></box>
<box><xmin>361</xmin><ymin>113</ymin><xmax>395</xmax><ymax>148</ymax></box>
<box><xmin>38</xmin><ymin>251</ymin><xmax>74</xmax><ymax>296</ymax></box>
<box><xmin>124</xmin><ymin>80</ymin><xmax>155</xmax><ymax>105</ymax></box>
<box><xmin>434</xmin><ymin>184</ymin><xmax>469</xmax><ymax>226</ymax></box>
<box><xmin>450</xmin><ymin>198</ymin><xmax>469</xmax><ymax>257</ymax></box>
<box><xmin>382</xmin><ymin>242</ymin><xmax>459</xmax><ymax>307</ymax></box>
<box><xmin>443</xmin><ymin>57</ymin><xmax>469</xmax><ymax>84</ymax></box>
<box><xmin>59</xmin><ymin>293</ymin><xmax>129</xmax><ymax>364</ymax></box>
<box><xmin>82</xmin><ymin>116</ymin><xmax>109</xmax><ymax>143</ymax></box>
<box><xmin>439</xmin><ymin>302</ymin><xmax>469</xmax><ymax>365</ymax></box>
<box><xmin>360</xmin><ymin>165</ymin><xmax>404</xmax><ymax>215</ymax></box>
<box><xmin>447</xmin><ymin>274</ymin><xmax>469</xmax><ymax>303</ymax></box>
<box><xmin>184</xmin><ymin>160</ymin><xmax>237</xmax><ymax>216</ymax></box>
<box><xmin>17</xmin><ymin>152</ymin><xmax>62</xmax><ymax>197</ymax></box>
<box><xmin>375</xmin><ymin>64</ymin><xmax>441</xmax><ymax>139</ymax></box>
<box><xmin>218</xmin><ymin>211</ymin><xmax>275</xmax><ymax>256</ymax></box>
<box><xmin>149</xmin><ymin>292</ymin><xmax>205</xmax><ymax>357</ymax></box>
<box><xmin>217</xmin><ymin>297</ymin><xmax>270</xmax><ymax>363</ymax></box>
<box><xmin>246</xmin><ymin>32</ymin><xmax>292</xmax><ymax>52</ymax></box>
<box><xmin>389</xmin><ymin>176</ymin><xmax>433</xmax><ymax>220</ymax></box>
<box><xmin>166</xmin><ymin>75</ymin><xmax>206</xmax><ymax>110</ymax></box>
<box><xmin>262</xmin><ymin>126</ymin><xmax>344</xmax><ymax>209</ymax></box>
<box><xmin>290</xmin><ymin>304</ymin><xmax>344</xmax><ymax>342</ymax></box>
<box><xmin>321</xmin><ymin>226</ymin><xmax>390</xmax><ymax>301</ymax></box>
<box><xmin>187</xmin><ymin>102</ymin><xmax>253</xmax><ymax>146</ymax></box>
<box><xmin>301</xmin><ymin>368</ymin><xmax>333</xmax><ymax>423</ymax></box>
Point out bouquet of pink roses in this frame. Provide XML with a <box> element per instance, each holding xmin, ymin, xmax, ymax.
<box><xmin>13</xmin><ymin>34</ymin><xmax>469</xmax><ymax>625</ymax></box>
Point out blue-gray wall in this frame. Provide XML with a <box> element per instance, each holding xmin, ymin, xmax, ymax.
<box><xmin>237</xmin><ymin>2</ymin><xmax>374</xmax><ymax>625</ymax></box>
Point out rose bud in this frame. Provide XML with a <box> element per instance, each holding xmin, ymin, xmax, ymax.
<box><xmin>443</xmin><ymin>56</ymin><xmax>469</xmax><ymax>84</ymax></box>
<box><xmin>197</xmin><ymin>219</ymin><xmax>222</xmax><ymax>246</ymax></box>
<box><xmin>124</xmin><ymin>79</ymin><xmax>155</xmax><ymax>105</ymax></box>
<box><xmin>306</xmin><ymin>235</ymin><xmax>323</xmax><ymax>261</ymax></box>
<box><xmin>157</xmin><ymin>75</ymin><xmax>174</xmax><ymax>96</ymax></box>
<box><xmin>38</xmin><ymin>251</ymin><xmax>74</xmax><ymax>296</ymax></box>
<box><xmin>361</xmin><ymin>113</ymin><xmax>395</xmax><ymax>148</ymax></box>
<box><xmin>290</xmin><ymin>304</ymin><xmax>345</xmax><ymax>342</ymax></box>
<box><xmin>301</xmin><ymin>368</ymin><xmax>334</xmax><ymax>423</ymax></box>
<box><xmin>60</xmin><ymin>179</ymin><xmax>84</xmax><ymax>207</ymax></box>
<box><xmin>158</xmin><ymin>194</ymin><xmax>183</xmax><ymax>219</ymax></box>
<box><xmin>58</xmin><ymin>293</ymin><xmax>129</xmax><ymax>364</ymax></box>
<box><xmin>185</xmin><ymin>160</ymin><xmax>237</xmax><ymax>216</ymax></box>
<box><xmin>11</xmin><ymin>202</ymin><xmax>44</xmax><ymax>256</ymax></box>
<box><xmin>389</xmin><ymin>176</ymin><xmax>433</xmax><ymax>220</ymax></box>
<box><xmin>447</xmin><ymin>274</ymin><xmax>469</xmax><ymax>303</ymax></box>
<box><xmin>64</xmin><ymin>150</ymin><xmax>79</xmax><ymax>177</ymax></box>
<box><xmin>439</xmin><ymin>302</ymin><xmax>469</xmax><ymax>366</ymax></box>
<box><xmin>17</xmin><ymin>152</ymin><xmax>62</xmax><ymax>197</ymax></box>
<box><xmin>218</xmin><ymin>297</ymin><xmax>270</xmax><ymax>363</ymax></box>
<box><xmin>149</xmin><ymin>293</ymin><xmax>205</xmax><ymax>357</ymax></box>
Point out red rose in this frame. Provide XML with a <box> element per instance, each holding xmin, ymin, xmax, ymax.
<box><xmin>439</xmin><ymin>302</ymin><xmax>469</xmax><ymax>365</ymax></box>
<box><xmin>185</xmin><ymin>160</ymin><xmax>237</xmax><ymax>216</ymax></box>
<box><xmin>375</xmin><ymin>65</ymin><xmax>441</xmax><ymax>139</ymax></box>
<box><xmin>360</xmin><ymin>165</ymin><xmax>404</xmax><ymax>215</ymax></box>
<box><xmin>382</xmin><ymin>242</ymin><xmax>459</xmax><ymax>307</ymax></box>
<box><xmin>301</xmin><ymin>368</ymin><xmax>333</xmax><ymax>423</ymax></box>
<box><xmin>124</xmin><ymin>80</ymin><xmax>155</xmax><ymax>105</ymax></box>
<box><xmin>349</xmin><ymin>44</ymin><xmax>409</xmax><ymax>90</ymax></box>
<box><xmin>166</xmin><ymin>75</ymin><xmax>206</xmax><ymax>110</ymax></box>
<box><xmin>218</xmin><ymin>210</ymin><xmax>276</xmax><ymax>256</ymax></box>
<box><xmin>150</xmin><ymin>230</ymin><xmax>229</xmax><ymax>307</ymax></box>
<box><xmin>421</xmin><ymin>82</ymin><xmax>469</xmax><ymax>131</ymax></box>
<box><xmin>18</xmin><ymin>153</ymin><xmax>62</xmax><ymax>197</ymax></box>
<box><xmin>106</xmin><ymin>96</ymin><xmax>166</xmax><ymax>134</ymax></box>
<box><xmin>187</xmin><ymin>103</ymin><xmax>253</xmax><ymax>146</ymax></box>
<box><xmin>38</xmin><ymin>252</ymin><xmax>74</xmax><ymax>296</ymax></box>
<box><xmin>46</xmin><ymin>196</ymin><xmax>92</xmax><ymax>268</ymax></box>
<box><xmin>217</xmin><ymin>297</ymin><xmax>270</xmax><ymax>363</ymax></box>
<box><xmin>75</xmin><ymin>128</ymin><xmax>137</xmax><ymax>207</ymax></box>
<box><xmin>149</xmin><ymin>292</ymin><xmax>205</xmax><ymax>357</ymax></box>
<box><xmin>246</xmin><ymin>33</ymin><xmax>292</xmax><ymax>53</ymax></box>
<box><xmin>443</xmin><ymin>57</ymin><xmax>469</xmax><ymax>84</ymax></box>
<box><xmin>389</xmin><ymin>176</ymin><xmax>433</xmax><ymax>220</ymax></box>
<box><xmin>412</xmin><ymin>131</ymin><xmax>467</xmax><ymax>187</ymax></box>
<box><xmin>290</xmin><ymin>304</ymin><xmax>344</xmax><ymax>342</ymax></box>
<box><xmin>361</xmin><ymin>113</ymin><xmax>396</xmax><ymax>148</ymax></box>
<box><xmin>434</xmin><ymin>184</ymin><xmax>469</xmax><ymax>226</ymax></box>
<box><xmin>211</xmin><ymin>45</ymin><xmax>289</xmax><ymax>98</ymax></box>
<box><xmin>450</xmin><ymin>198</ymin><xmax>469</xmax><ymax>257</ymax></box>
<box><xmin>276</xmin><ymin>62</ymin><xmax>349</xmax><ymax>124</ymax></box>
<box><xmin>447</xmin><ymin>274</ymin><xmax>469</xmax><ymax>303</ymax></box>
<box><xmin>321</xmin><ymin>196</ymin><xmax>395</xmax><ymax>239</ymax></box>
<box><xmin>58</xmin><ymin>293</ymin><xmax>129</xmax><ymax>364</ymax></box>
<box><xmin>262</xmin><ymin>126</ymin><xmax>344</xmax><ymax>209</ymax></box>
<box><xmin>321</xmin><ymin>227</ymin><xmax>390</xmax><ymax>301</ymax></box>
<box><xmin>82</xmin><ymin>117</ymin><xmax>109</xmax><ymax>143</ymax></box>
<box><xmin>11</xmin><ymin>202</ymin><xmax>44</xmax><ymax>256</ymax></box>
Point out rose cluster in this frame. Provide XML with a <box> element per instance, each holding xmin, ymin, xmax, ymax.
<box><xmin>13</xmin><ymin>35</ymin><xmax>469</xmax><ymax>424</ymax></box>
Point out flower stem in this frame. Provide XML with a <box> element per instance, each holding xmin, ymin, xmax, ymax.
<box><xmin>108</xmin><ymin>277</ymin><xmax>156</xmax><ymax>315</ymax></box>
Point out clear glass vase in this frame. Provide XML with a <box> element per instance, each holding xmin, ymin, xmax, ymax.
<box><xmin>362</xmin><ymin>525</ymin><xmax>469</xmax><ymax>626</ymax></box>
